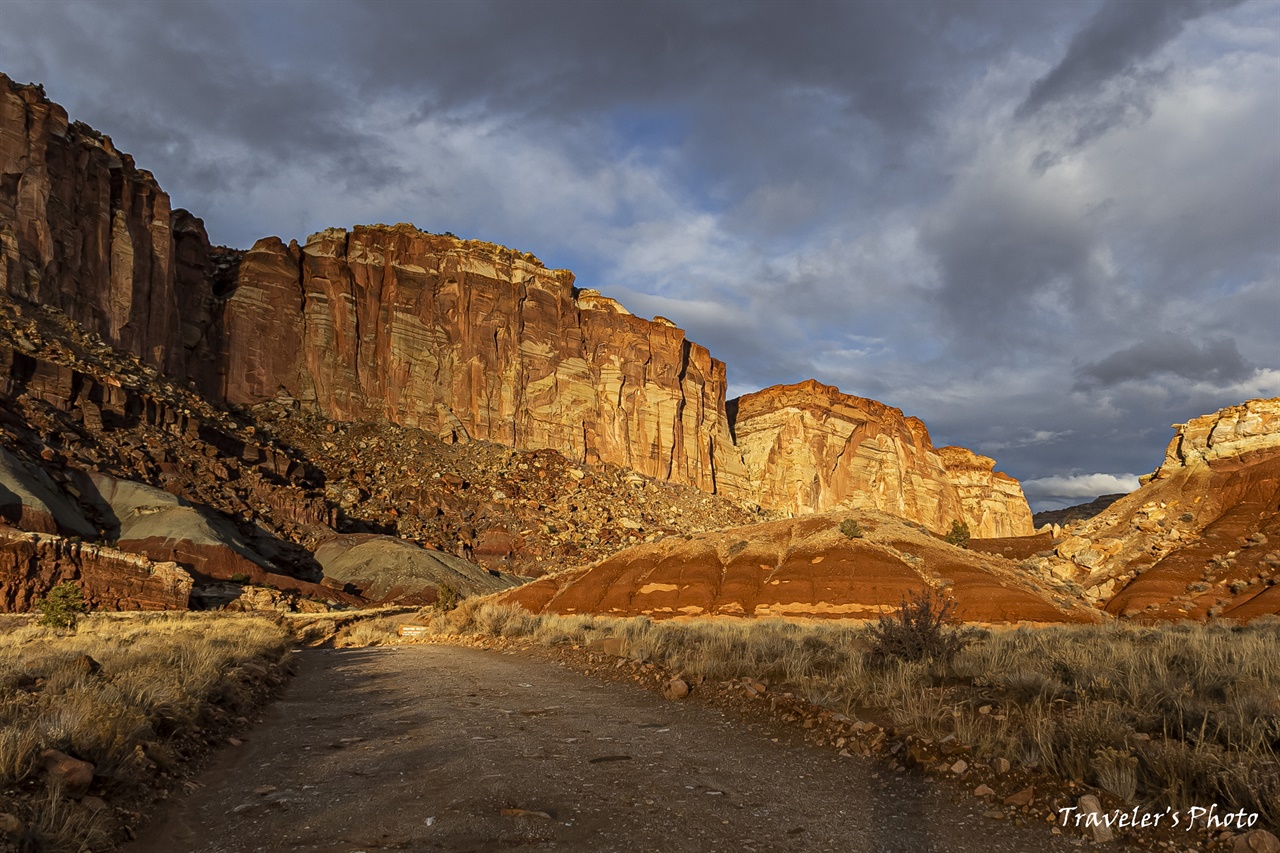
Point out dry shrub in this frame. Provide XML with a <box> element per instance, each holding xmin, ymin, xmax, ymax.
<box><xmin>334</xmin><ymin>619</ymin><xmax>401</xmax><ymax>648</ymax></box>
<box><xmin>867</xmin><ymin>589</ymin><xmax>971</xmax><ymax>667</ymax></box>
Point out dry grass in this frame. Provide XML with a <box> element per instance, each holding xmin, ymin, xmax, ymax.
<box><xmin>393</xmin><ymin>602</ymin><xmax>1280</xmax><ymax>828</ymax></box>
<box><xmin>0</xmin><ymin>612</ymin><xmax>291</xmax><ymax>851</ymax></box>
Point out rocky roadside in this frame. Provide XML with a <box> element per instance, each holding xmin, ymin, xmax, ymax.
<box><xmin>412</xmin><ymin>632</ymin><xmax>1276</xmax><ymax>853</ymax></box>
<box><xmin>0</xmin><ymin>647</ymin><xmax>293</xmax><ymax>852</ymax></box>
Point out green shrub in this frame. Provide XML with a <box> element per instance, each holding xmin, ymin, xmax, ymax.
<box><xmin>944</xmin><ymin>520</ymin><xmax>970</xmax><ymax>548</ymax></box>
<box><xmin>35</xmin><ymin>582</ymin><xmax>88</xmax><ymax>630</ymax></box>
<box><xmin>839</xmin><ymin>519</ymin><xmax>864</xmax><ymax>539</ymax></box>
<box><xmin>434</xmin><ymin>583</ymin><xmax>461</xmax><ymax>612</ymax></box>
<box><xmin>230</xmin><ymin>573</ymin><xmax>250</xmax><ymax>584</ymax></box>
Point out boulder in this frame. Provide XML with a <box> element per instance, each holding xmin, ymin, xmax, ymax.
<box><xmin>661</xmin><ymin>678</ymin><xmax>690</xmax><ymax>700</ymax></box>
<box><xmin>39</xmin><ymin>749</ymin><xmax>94</xmax><ymax>798</ymax></box>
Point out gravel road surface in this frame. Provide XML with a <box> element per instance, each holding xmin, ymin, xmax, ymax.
<box><xmin>129</xmin><ymin>645</ymin><xmax>1081</xmax><ymax>852</ymax></box>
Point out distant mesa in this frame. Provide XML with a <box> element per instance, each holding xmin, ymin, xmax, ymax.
<box><xmin>1032</xmin><ymin>494</ymin><xmax>1126</xmax><ymax>529</ymax></box>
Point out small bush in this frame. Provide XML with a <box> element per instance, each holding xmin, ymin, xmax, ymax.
<box><xmin>36</xmin><ymin>583</ymin><xmax>88</xmax><ymax>630</ymax></box>
<box><xmin>944</xmin><ymin>520</ymin><xmax>970</xmax><ymax>548</ymax></box>
<box><xmin>229</xmin><ymin>573</ymin><xmax>250</xmax><ymax>584</ymax></box>
<box><xmin>839</xmin><ymin>519</ymin><xmax>864</xmax><ymax>539</ymax></box>
<box><xmin>434</xmin><ymin>583</ymin><xmax>461</xmax><ymax>612</ymax></box>
<box><xmin>867</xmin><ymin>588</ymin><xmax>971</xmax><ymax>666</ymax></box>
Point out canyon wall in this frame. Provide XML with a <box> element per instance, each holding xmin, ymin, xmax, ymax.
<box><xmin>730</xmin><ymin>381</ymin><xmax>1033</xmax><ymax>537</ymax></box>
<box><xmin>0</xmin><ymin>73</ymin><xmax>1034</xmax><ymax>534</ymax></box>
<box><xmin>0</xmin><ymin>75</ymin><xmax>184</xmax><ymax>374</ymax></box>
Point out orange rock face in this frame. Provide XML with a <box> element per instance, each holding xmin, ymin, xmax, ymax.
<box><xmin>0</xmin><ymin>530</ymin><xmax>192</xmax><ymax>611</ymax></box>
<box><xmin>1060</xmin><ymin>398</ymin><xmax>1280</xmax><ymax>622</ymax></box>
<box><xmin>501</xmin><ymin>512</ymin><xmax>1093</xmax><ymax>623</ymax></box>
<box><xmin>215</xmin><ymin>225</ymin><xmax>749</xmax><ymax>496</ymax></box>
<box><xmin>0</xmin><ymin>75</ymin><xmax>184</xmax><ymax>374</ymax></box>
<box><xmin>728</xmin><ymin>381</ymin><xmax>1033</xmax><ymax>537</ymax></box>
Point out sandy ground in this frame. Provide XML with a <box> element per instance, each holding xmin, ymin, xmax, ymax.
<box><xmin>128</xmin><ymin>645</ymin><xmax>1083</xmax><ymax>852</ymax></box>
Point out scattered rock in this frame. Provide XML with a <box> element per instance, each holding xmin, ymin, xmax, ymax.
<box><xmin>1236</xmin><ymin>830</ymin><xmax>1280</xmax><ymax>853</ymax></box>
<box><xmin>661</xmin><ymin>678</ymin><xmax>690</xmax><ymax>700</ymax></box>
<box><xmin>973</xmin><ymin>784</ymin><xmax>995</xmax><ymax>797</ymax></box>
<box><xmin>993</xmin><ymin>757</ymin><xmax>1010</xmax><ymax>775</ymax></box>
<box><xmin>950</xmin><ymin>759</ymin><xmax>968</xmax><ymax>775</ymax></box>
<box><xmin>1003</xmin><ymin>786</ymin><xmax>1034</xmax><ymax>807</ymax></box>
<box><xmin>39</xmin><ymin>749</ymin><xmax>94</xmax><ymax>798</ymax></box>
<box><xmin>1076</xmin><ymin>794</ymin><xmax>1113</xmax><ymax>843</ymax></box>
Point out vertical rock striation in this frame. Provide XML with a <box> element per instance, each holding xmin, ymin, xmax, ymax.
<box><xmin>217</xmin><ymin>225</ymin><xmax>749</xmax><ymax>495</ymax></box>
<box><xmin>0</xmin><ymin>73</ymin><xmax>1034</xmax><ymax>536</ymax></box>
<box><xmin>0</xmin><ymin>75</ymin><xmax>183</xmax><ymax>374</ymax></box>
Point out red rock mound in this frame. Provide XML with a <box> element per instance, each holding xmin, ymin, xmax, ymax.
<box><xmin>501</xmin><ymin>512</ymin><xmax>1095</xmax><ymax>624</ymax></box>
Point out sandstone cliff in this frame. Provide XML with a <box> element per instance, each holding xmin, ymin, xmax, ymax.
<box><xmin>214</xmin><ymin>224</ymin><xmax>750</xmax><ymax>496</ymax></box>
<box><xmin>728</xmin><ymin>380</ymin><xmax>1034</xmax><ymax>537</ymax></box>
<box><xmin>0</xmin><ymin>75</ymin><xmax>184</xmax><ymax>374</ymax></box>
<box><xmin>0</xmin><ymin>529</ymin><xmax>192</xmax><ymax>611</ymax></box>
<box><xmin>0</xmin><ymin>74</ymin><xmax>1034</xmax><ymax>541</ymax></box>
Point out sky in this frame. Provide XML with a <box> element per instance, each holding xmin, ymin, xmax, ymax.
<box><xmin>2</xmin><ymin>0</ymin><xmax>1277</xmax><ymax>511</ymax></box>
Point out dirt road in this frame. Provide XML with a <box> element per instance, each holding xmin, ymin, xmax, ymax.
<box><xmin>129</xmin><ymin>645</ymin><xmax>1079</xmax><ymax>852</ymax></box>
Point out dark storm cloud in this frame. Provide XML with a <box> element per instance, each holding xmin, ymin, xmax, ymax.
<box><xmin>325</xmin><ymin>0</ymin><xmax>1078</xmax><ymax>239</ymax></box>
<box><xmin>0</xmin><ymin>0</ymin><xmax>1275</xmax><ymax>505</ymax></box>
<box><xmin>1076</xmin><ymin>337</ymin><xmax>1256</xmax><ymax>389</ymax></box>
<box><xmin>1</xmin><ymin>1</ymin><xmax>397</xmax><ymax>199</ymax></box>
<box><xmin>1018</xmin><ymin>0</ymin><xmax>1246</xmax><ymax>116</ymax></box>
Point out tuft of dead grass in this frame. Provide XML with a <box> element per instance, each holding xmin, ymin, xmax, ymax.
<box><xmin>0</xmin><ymin>612</ymin><xmax>290</xmax><ymax>850</ymax></box>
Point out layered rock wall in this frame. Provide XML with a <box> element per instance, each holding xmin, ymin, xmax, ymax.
<box><xmin>217</xmin><ymin>225</ymin><xmax>749</xmax><ymax>494</ymax></box>
<box><xmin>0</xmin><ymin>75</ymin><xmax>1033</xmax><ymax>534</ymax></box>
<box><xmin>0</xmin><ymin>529</ymin><xmax>192</xmax><ymax>611</ymax></box>
<box><xmin>0</xmin><ymin>75</ymin><xmax>183</xmax><ymax>374</ymax></box>
<box><xmin>729</xmin><ymin>380</ymin><xmax>1033</xmax><ymax>537</ymax></box>
<box><xmin>1150</xmin><ymin>398</ymin><xmax>1280</xmax><ymax>479</ymax></box>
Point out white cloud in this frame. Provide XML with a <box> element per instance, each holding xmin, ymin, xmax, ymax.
<box><xmin>1021</xmin><ymin>472</ymin><xmax>1142</xmax><ymax>500</ymax></box>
